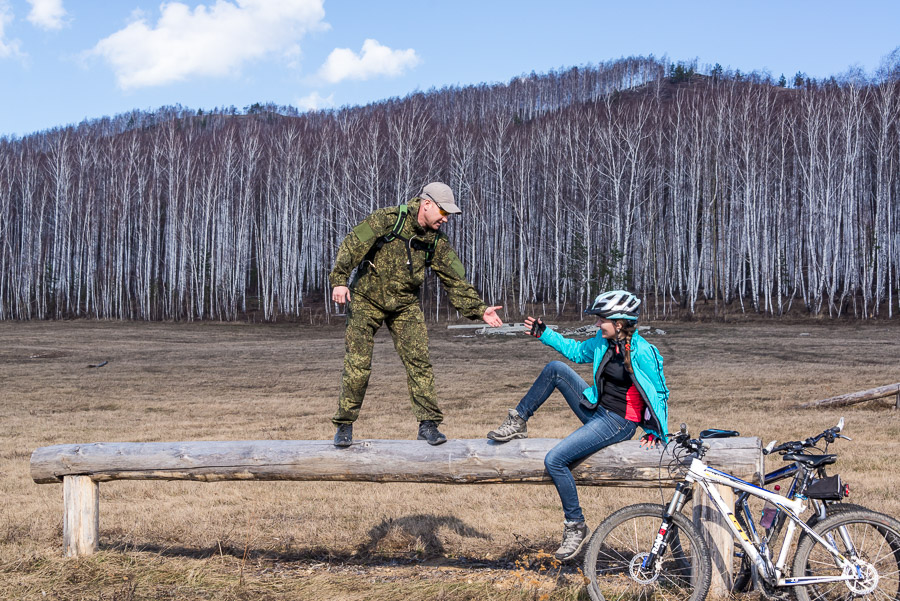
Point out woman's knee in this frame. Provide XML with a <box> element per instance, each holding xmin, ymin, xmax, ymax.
<box><xmin>544</xmin><ymin>448</ymin><xmax>568</xmax><ymax>472</ymax></box>
<box><xmin>543</xmin><ymin>360</ymin><xmax>567</xmax><ymax>378</ymax></box>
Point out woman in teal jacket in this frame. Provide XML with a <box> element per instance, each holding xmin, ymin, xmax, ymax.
<box><xmin>487</xmin><ymin>290</ymin><xmax>670</xmax><ymax>561</ymax></box>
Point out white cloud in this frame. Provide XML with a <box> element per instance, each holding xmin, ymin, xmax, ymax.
<box><xmin>296</xmin><ymin>91</ymin><xmax>334</xmax><ymax>111</ymax></box>
<box><xmin>318</xmin><ymin>39</ymin><xmax>420</xmax><ymax>84</ymax></box>
<box><xmin>90</xmin><ymin>0</ymin><xmax>327</xmax><ymax>90</ymax></box>
<box><xmin>26</xmin><ymin>0</ymin><xmax>67</xmax><ymax>30</ymax></box>
<box><xmin>0</xmin><ymin>1</ymin><xmax>23</xmax><ymax>59</ymax></box>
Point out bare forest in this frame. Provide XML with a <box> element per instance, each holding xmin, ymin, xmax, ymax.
<box><xmin>1</xmin><ymin>55</ymin><xmax>899</xmax><ymax>322</ymax></box>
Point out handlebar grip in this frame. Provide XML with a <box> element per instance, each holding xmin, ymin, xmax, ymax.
<box><xmin>769</xmin><ymin>441</ymin><xmax>799</xmax><ymax>454</ymax></box>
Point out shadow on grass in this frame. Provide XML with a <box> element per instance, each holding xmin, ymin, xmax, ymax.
<box><xmin>356</xmin><ymin>514</ymin><xmax>491</xmax><ymax>558</ymax></box>
<box><xmin>100</xmin><ymin>514</ymin><xmax>514</xmax><ymax>568</ymax></box>
<box><xmin>99</xmin><ymin>542</ymin><xmax>523</xmax><ymax>570</ymax></box>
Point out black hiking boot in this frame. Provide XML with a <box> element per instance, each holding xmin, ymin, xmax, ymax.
<box><xmin>417</xmin><ymin>420</ymin><xmax>447</xmax><ymax>445</ymax></box>
<box><xmin>334</xmin><ymin>423</ymin><xmax>353</xmax><ymax>447</ymax></box>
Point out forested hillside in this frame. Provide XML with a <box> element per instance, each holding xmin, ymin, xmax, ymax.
<box><xmin>0</xmin><ymin>56</ymin><xmax>897</xmax><ymax>321</ymax></box>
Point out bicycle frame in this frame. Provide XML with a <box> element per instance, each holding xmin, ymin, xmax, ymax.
<box><xmin>685</xmin><ymin>457</ymin><xmax>862</xmax><ymax>587</ymax></box>
<box><xmin>743</xmin><ymin>461</ymin><xmax>840</xmax><ymax>544</ymax></box>
<box><xmin>736</xmin><ymin>462</ymin><xmax>798</xmax><ymax>542</ymax></box>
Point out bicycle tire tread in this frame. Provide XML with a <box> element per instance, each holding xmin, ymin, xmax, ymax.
<box><xmin>582</xmin><ymin>503</ymin><xmax>712</xmax><ymax>601</ymax></box>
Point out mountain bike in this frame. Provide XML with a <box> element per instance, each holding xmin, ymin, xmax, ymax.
<box><xmin>582</xmin><ymin>425</ymin><xmax>900</xmax><ymax>601</ymax></box>
<box><xmin>732</xmin><ymin>417</ymin><xmax>891</xmax><ymax>593</ymax></box>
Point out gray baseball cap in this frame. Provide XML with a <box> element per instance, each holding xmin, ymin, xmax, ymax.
<box><xmin>421</xmin><ymin>182</ymin><xmax>461</xmax><ymax>214</ymax></box>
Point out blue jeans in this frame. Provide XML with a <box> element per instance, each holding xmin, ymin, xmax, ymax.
<box><xmin>516</xmin><ymin>361</ymin><xmax>637</xmax><ymax>523</ymax></box>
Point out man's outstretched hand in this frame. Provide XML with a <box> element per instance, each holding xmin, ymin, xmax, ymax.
<box><xmin>482</xmin><ymin>306</ymin><xmax>503</xmax><ymax>327</ymax></box>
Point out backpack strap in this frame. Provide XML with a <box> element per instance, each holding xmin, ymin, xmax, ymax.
<box><xmin>409</xmin><ymin>236</ymin><xmax>439</xmax><ymax>267</ymax></box>
<box><xmin>355</xmin><ymin>204</ymin><xmax>438</xmax><ymax>280</ymax></box>
<box><xmin>383</xmin><ymin>204</ymin><xmax>408</xmax><ymax>243</ymax></box>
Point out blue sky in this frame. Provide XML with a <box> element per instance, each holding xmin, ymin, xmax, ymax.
<box><xmin>1</xmin><ymin>0</ymin><xmax>898</xmax><ymax>138</ymax></box>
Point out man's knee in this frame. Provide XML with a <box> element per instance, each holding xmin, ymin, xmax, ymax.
<box><xmin>395</xmin><ymin>334</ymin><xmax>432</xmax><ymax>369</ymax></box>
<box><xmin>401</xmin><ymin>352</ymin><xmax>432</xmax><ymax>372</ymax></box>
<box><xmin>342</xmin><ymin>352</ymin><xmax>373</xmax><ymax>387</ymax></box>
<box><xmin>345</xmin><ymin>326</ymin><xmax>375</xmax><ymax>352</ymax></box>
<box><xmin>344</xmin><ymin>347</ymin><xmax>373</xmax><ymax>366</ymax></box>
<box><xmin>343</xmin><ymin>349</ymin><xmax>372</xmax><ymax>371</ymax></box>
<box><xmin>343</xmin><ymin>369</ymin><xmax>371</xmax><ymax>389</ymax></box>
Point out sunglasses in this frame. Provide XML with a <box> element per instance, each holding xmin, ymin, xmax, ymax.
<box><xmin>423</xmin><ymin>193</ymin><xmax>450</xmax><ymax>217</ymax></box>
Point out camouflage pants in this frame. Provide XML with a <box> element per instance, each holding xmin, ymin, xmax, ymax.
<box><xmin>333</xmin><ymin>296</ymin><xmax>442</xmax><ymax>425</ymax></box>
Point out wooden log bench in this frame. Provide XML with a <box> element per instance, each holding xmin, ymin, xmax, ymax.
<box><xmin>32</xmin><ymin>437</ymin><xmax>763</xmax><ymax>597</ymax></box>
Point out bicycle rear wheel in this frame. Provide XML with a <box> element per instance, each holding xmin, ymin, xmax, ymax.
<box><xmin>732</xmin><ymin>502</ymin><xmax>871</xmax><ymax>593</ymax></box>
<box><xmin>582</xmin><ymin>503</ymin><xmax>711</xmax><ymax>601</ymax></box>
<box><xmin>792</xmin><ymin>509</ymin><xmax>900</xmax><ymax>601</ymax></box>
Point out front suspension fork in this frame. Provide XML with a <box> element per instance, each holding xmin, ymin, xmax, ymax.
<box><xmin>642</xmin><ymin>482</ymin><xmax>693</xmax><ymax>572</ymax></box>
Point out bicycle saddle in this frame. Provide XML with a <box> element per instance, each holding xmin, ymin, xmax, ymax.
<box><xmin>699</xmin><ymin>429</ymin><xmax>740</xmax><ymax>439</ymax></box>
<box><xmin>782</xmin><ymin>453</ymin><xmax>837</xmax><ymax>467</ymax></box>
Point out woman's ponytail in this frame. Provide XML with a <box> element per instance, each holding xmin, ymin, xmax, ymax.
<box><xmin>617</xmin><ymin>320</ymin><xmax>637</xmax><ymax>374</ymax></box>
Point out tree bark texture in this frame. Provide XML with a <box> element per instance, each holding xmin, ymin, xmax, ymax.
<box><xmin>63</xmin><ymin>475</ymin><xmax>99</xmax><ymax>557</ymax></box>
<box><xmin>32</xmin><ymin>438</ymin><xmax>763</xmax><ymax>486</ymax></box>
<box><xmin>693</xmin><ymin>483</ymin><xmax>736</xmax><ymax>598</ymax></box>
<box><xmin>795</xmin><ymin>382</ymin><xmax>900</xmax><ymax>409</ymax></box>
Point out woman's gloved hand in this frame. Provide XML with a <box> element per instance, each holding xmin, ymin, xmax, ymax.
<box><xmin>524</xmin><ymin>316</ymin><xmax>546</xmax><ymax>338</ymax></box>
<box><xmin>640</xmin><ymin>433</ymin><xmax>662</xmax><ymax>449</ymax></box>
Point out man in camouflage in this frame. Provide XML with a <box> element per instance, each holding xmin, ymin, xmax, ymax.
<box><xmin>330</xmin><ymin>182</ymin><xmax>503</xmax><ymax>447</ymax></box>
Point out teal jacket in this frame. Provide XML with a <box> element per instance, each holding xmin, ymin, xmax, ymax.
<box><xmin>539</xmin><ymin>327</ymin><xmax>670</xmax><ymax>441</ymax></box>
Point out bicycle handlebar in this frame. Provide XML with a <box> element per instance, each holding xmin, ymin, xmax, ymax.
<box><xmin>669</xmin><ymin>425</ymin><xmax>709</xmax><ymax>457</ymax></box>
<box><xmin>672</xmin><ymin>419</ymin><xmax>850</xmax><ymax>459</ymax></box>
<box><xmin>762</xmin><ymin>420</ymin><xmax>851</xmax><ymax>456</ymax></box>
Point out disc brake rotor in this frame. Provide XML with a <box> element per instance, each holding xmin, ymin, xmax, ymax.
<box><xmin>628</xmin><ymin>552</ymin><xmax>660</xmax><ymax>585</ymax></box>
<box><xmin>843</xmin><ymin>561</ymin><xmax>879</xmax><ymax>595</ymax></box>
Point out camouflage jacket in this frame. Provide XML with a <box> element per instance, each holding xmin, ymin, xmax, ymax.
<box><xmin>329</xmin><ymin>199</ymin><xmax>488</xmax><ymax>318</ymax></box>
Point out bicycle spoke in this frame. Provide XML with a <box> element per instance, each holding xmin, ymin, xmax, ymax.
<box><xmin>584</xmin><ymin>504</ymin><xmax>710</xmax><ymax>601</ymax></box>
<box><xmin>794</xmin><ymin>513</ymin><xmax>900</xmax><ymax>601</ymax></box>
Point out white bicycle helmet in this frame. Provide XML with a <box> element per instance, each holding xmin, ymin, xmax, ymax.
<box><xmin>585</xmin><ymin>290</ymin><xmax>641</xmax><ymax>321</ymax></box>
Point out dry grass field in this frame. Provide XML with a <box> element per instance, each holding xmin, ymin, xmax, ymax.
<box><xmin>1</xmin><ymin>318</ymin><xmax>899</xmax><ymax>600</ymax></box>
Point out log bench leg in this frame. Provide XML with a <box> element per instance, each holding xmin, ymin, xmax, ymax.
<box><xmin>693</xmin><ymin>482</ymin><xmax>735</xmax><ymax>599</ymax></box>
<box><xmin>63</xmin><ymin>475</ymin><xmax>99</xmax><ymax>557</ymax></box>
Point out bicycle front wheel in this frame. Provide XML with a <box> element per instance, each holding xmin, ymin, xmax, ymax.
<box><xmin>792</xmin><ymin>509</ymin><xmax>900</xmax><ymax>601</ymax></box>
<box><xmin>582</xmin><ymin>503</ymin><xmax>712</xmax><ymax>601</ymax></box>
